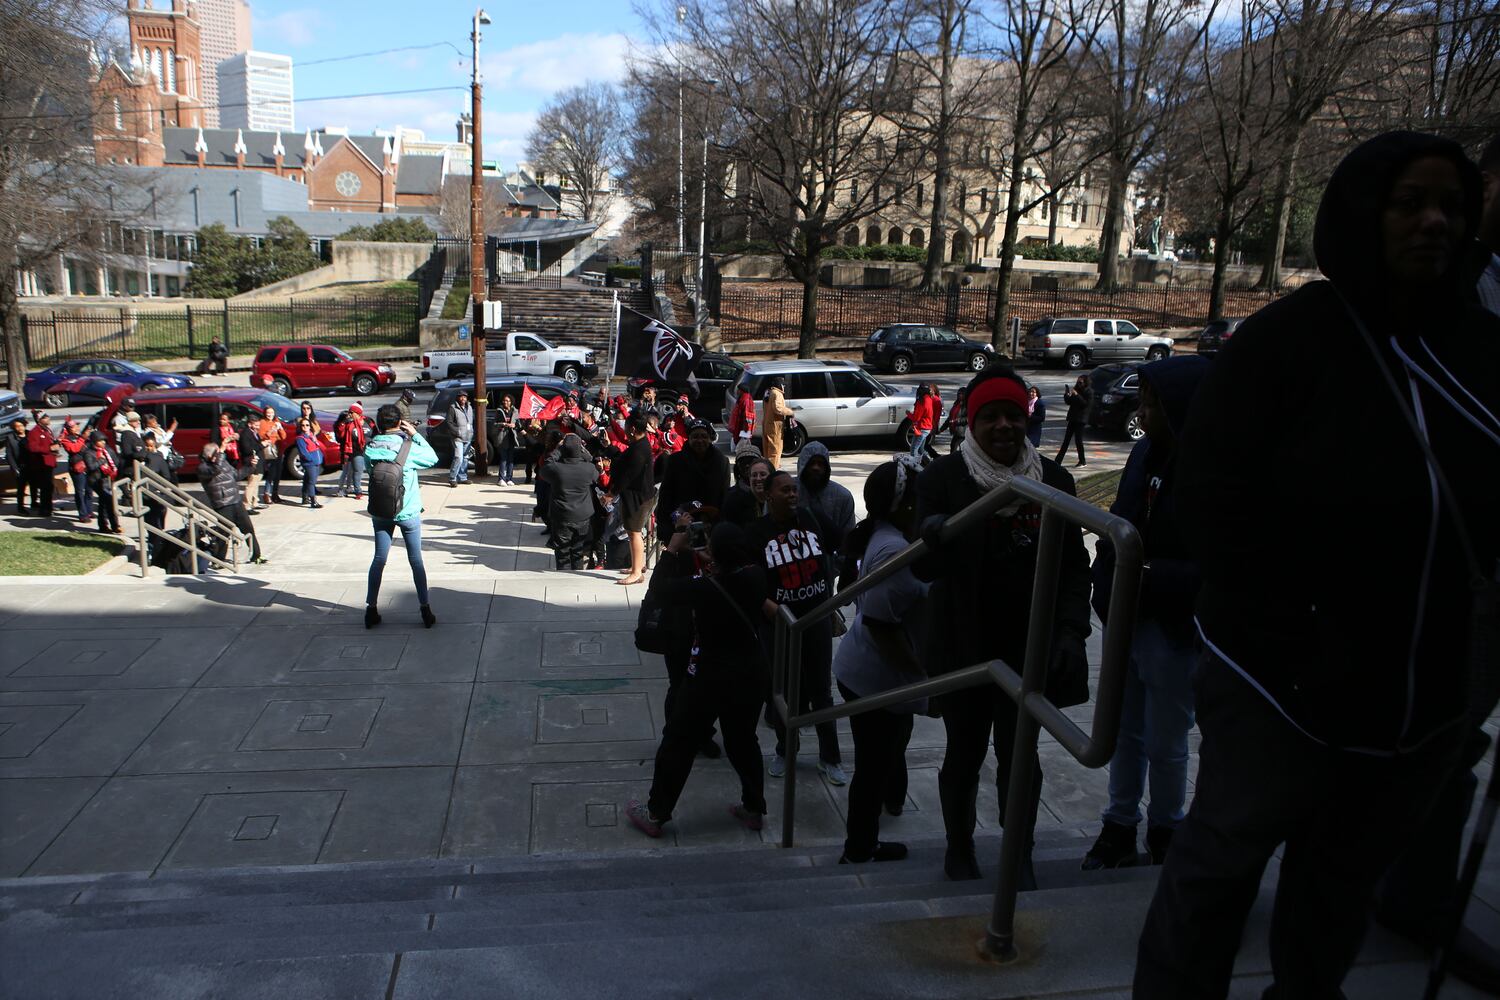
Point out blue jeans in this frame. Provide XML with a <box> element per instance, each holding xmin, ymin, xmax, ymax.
<box><xmin>450</xmin><ymin>442</ymin><xmax>470</xmax><ymax>483</ymax></box>
<box><xmin>71</xmin><ymin>470</ymin><xmax>92</xmax><ymax>519</ymax></box>
<box><xmin>1103</xmin><ymin>619</ymin><xmax>1200</xmax><ymax>830</ymax></box>
<box><xmin>910</xmin><ymin>429</ymin><xmax>930</xmax><ymax>457</ymax></box>
<box><xmin>302</xmin><ymin>463</ymin><xmax>320</xmax><ymax>502</ymax></box>
<box><xmin>367</xmin><ymin>516</ymin><xmax>429</xmax><ymax>607</ymax></box>
<box><xmin>339</xmin><ymin>453</ymin><xmax>366</xmax><ymax>495</ymax></box>
<box><xmin>498</xmin><ymin>444</ymin><xmax>515</xmax><ymax>482</ymax></box>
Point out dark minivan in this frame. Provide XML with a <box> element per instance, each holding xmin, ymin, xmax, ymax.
<box><xmin>863</xmin><ymin>324</ymin><xmax>994</xmax><ymax>375</ymax></box>
<box><xmin>1195</xmin><ymin>317</ymin><xmax>1245</xmax><ymax>356</ymax></box>
<box><xmin>426</xmin><ymin>374</ymin><xmax>574</xmax><ymax>464</ymax></box>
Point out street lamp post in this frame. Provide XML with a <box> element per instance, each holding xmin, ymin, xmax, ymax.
<box><xmin>469</xmin><ymin>7</ymin><xmax>492</xmax><ymax>476</ymax></box>
<box><xmin>676</xmin><ymin>4</ymin><xmax>686</xmax><ymax>251</ymax></box>
<box><xmin>695</xmin><ymin>78</ymin><xmax>717</xmax><ymax>333</ymax></box>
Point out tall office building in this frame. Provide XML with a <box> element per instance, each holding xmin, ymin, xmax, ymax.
<box><xmin>217</xmin><ymin>51</ymin><xmax>293</xmax><ymax>131</ymax></box>
<box><xmin>192</xmin><ymin>0</ymin><xmax>252</xmax><ymax>126</ymax></box>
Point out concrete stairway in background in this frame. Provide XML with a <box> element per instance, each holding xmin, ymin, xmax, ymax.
<box><xmin>1</xmin><ymin>829</ymin><xmax>1483</xmax><ymax>999</ymax></box>
<box><xmin>483</xmin><ymin>286</ymin><xmax>618</xmax><ymax>358</ymax></box>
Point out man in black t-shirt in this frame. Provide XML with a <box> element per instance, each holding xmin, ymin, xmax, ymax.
<box><xmin>751</xmin><ymin>470</ymin><xmax>846</xmax><ymax>786</ymax></box>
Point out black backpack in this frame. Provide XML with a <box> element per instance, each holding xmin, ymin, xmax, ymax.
<box><xmin>366</xmin><ymin>434</ymin><xmax>413</xmax><ymax>520</ymax></box>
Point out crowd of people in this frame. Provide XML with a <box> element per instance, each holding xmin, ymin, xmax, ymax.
<box><xmin>616</xmin><ymin>130</ymin><xmax>1500</xmax><ymax>1000</ymax></box>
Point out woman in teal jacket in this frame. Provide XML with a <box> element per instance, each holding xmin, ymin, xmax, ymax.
<box><xmin>363</xmin><ymin>404</ymin><xmax>440</xmax><ymax>629</ymax></box>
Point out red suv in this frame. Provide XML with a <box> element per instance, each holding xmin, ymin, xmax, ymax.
<box><xmin>252</xmin><ymin>345</ymin><xmax>396</xmax><ymax>397</ymax></box>
<box><xmin>96</xmin><ymin>385</ymin><xmax>347</xmax><ymax>477</ymax></box>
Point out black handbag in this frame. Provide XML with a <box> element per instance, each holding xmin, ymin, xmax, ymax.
<box><xmin>634</xmin><ymin>583</ymin><xmax>686</xmax><ymax>654</ymax></box>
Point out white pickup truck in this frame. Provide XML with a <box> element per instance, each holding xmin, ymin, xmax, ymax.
<box><xmin>421</xmin><ymin>332</ymin><xmax>599</xmax><ymax>385</ymax></box>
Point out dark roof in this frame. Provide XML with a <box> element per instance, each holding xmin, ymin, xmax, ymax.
<box><xmin>346</xmin><ymin>135</ymin><xmax>390</xmax><ymax>168</ymax></box>
<box><xmin>440</xmin><ymin>175</ymin><xmax>560</xmax><ymax>210</ymax></box>
<box><xmin>160</xmin><ymin>128</ymin><xmax>395</xmax><ymax>171</ymax></box>
<box><xmin>395</xmin><ymin>155</ymin><xmax>444</xmax><ymax>195</ymax></box>
<box><xmin>489</xmin><ymin>217</ymin><xmax>598</xmax><ymax>242</ymax></box>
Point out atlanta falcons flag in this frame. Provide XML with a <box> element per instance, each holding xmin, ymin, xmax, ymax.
<box><xmin>518</xmin><ymin>384</ymin><xmax>564</xmax><ymax>421</ymax></box>
<box><xmin>615</xmin><ymin>306</ymin><xmax>703</xmax><ymax>385</ymax></box>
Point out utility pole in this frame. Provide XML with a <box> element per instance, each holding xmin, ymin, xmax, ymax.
<box><xmin>676</xmin><ymin>4</ymin><xmax>686</xmax><ymax>250</ymax></box>
<box><xmin>469</xmin><ymin>7</ymin><xmax>492</xmax><ymax>476</ymax></box>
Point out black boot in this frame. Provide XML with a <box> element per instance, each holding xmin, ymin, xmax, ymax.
<box><xmin>939</xmin><ymin>773</ymin><xmax>982</xmax><ymax>880</ymax></box>
<box><xmin>1082</xmin><ymin>819</ymin><xmax>1140</xmax><ymax>870</ymax></box>
<box><xmin>944</xmin><ymin>842</ymin><xmax>982</xmax><ymax>881</ymax></box>
<box><xmin>1146</xmin><ymin>825</ymin><xmax>1174</xmax><ymax>865</ymax></box>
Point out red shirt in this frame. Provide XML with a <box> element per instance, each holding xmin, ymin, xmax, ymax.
<box><xmin>60</xmin><ymin>430</ymin><xmax>87</xmax><ymax>472</ymax></box>
<box><xmin>908</xmin><ymin>397</ymin><xmax>935</xmax><ymax>433</ymax></box>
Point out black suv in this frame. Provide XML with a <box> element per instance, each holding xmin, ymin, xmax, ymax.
<box><xmin>627</xmin><ymin>352</ymin><xmax>745</xmax><ymax>421</ymax></box>
<box><xmin>863</xmin><ymin>324</ymin><xmax>994</xmax><ymax>375</ymax></box>
<box><xmin>1195</xmin><ymin>317</ymin><xmax>1245</xmax><ymax>356</ymax></box>
<box><xmin>426</xmin><ymin>374</ymin><xmax>573</xmax><ymax>463</ymax></box>
<box><xmin>1087</xmin><ymin>363</ymin><xmax>1146</xmax><ymax>440</ymax></box>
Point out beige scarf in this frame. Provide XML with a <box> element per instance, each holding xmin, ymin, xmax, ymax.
<box><xmin>960</xmin><ymin>429</ymin><xmax>1043</xmax><ymax>515</ymax></box>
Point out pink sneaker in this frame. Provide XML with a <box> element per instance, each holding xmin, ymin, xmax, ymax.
<box><xmin>625</xmin><ymin>800</ymin><xmax>664</xmax><ymax>838</ymax></box>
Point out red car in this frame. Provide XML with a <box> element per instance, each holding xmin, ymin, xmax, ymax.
<box><xmin>96</xmin><ymin>385</ymin><xmax>348</xmax><ymax>478</ymax></box>
<box><xmin>252</xmin><ymin>345</ymin><xmax>396</xmax><ymax>397</ymax></box>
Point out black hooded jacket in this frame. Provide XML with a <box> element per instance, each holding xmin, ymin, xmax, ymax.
<box><xmin>1176</xmin><ymin>131</ymin><xmax>1500</xmax><ymax>753</ymax></box>
<box><xmin>538</xmin><ymin>435</ymin><xmax>601</xmax><ymax>525</ymax></box>
<box><xmin>1092</xmin><ymin>356</ymin><xmax>1210</xmax><ymax>643</ymax></box>
<box><xmin>655</xmin><ymin>442</ymin><xmax>729</xmax><ymax>523</ymax></box>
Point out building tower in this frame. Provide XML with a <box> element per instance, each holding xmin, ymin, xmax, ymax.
<box><xmin>190</xmin><ymin>0</ymin><xmax>251</xmax><ymax>127</ymax></box>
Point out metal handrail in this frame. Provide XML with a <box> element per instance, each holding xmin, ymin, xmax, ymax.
<box><xmin>121</xmin><ymin>460</ymin><xmax>244</xmax><ymax>577</ymax></box>
<box><xmin>769</xmin><ymin>473</ymin><xmax>1143</xmax><ymax>962</ymax></box>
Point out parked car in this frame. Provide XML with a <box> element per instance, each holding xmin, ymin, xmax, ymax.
<box><xmin>1195</xmin><ymin>317</ymin><xmax>1245</xmax><ymax>356</ymax></box>
<box><xmin>863</xmin><ymin>324</ymin><xmax>994</xmax><ymax>375</ymax></box>
<box><xmin>0</xmin><ymin>390</ymin><xmax>22</xmax><ymax>427</ymax></box>
<box><xmin>426</xmin><ymin>374</ymin><xmax>575</xmax><ymax>464</ymax></box>
<box><xmin>1087</xmin><ymin>362</ymin><xmax>1146</xmax><ymax>440</ymax></box>
<box><xmin>252</xmin><ymin>345</ymin><xmax>397</xmax><ymax>397</ymax></box>
<box><xmin>723</xmin><ymin>360</ymin><xmax>919</xmax><ymax>457</ymax></box>
<box><xmin>421</xmin><ymin>332</ymin><xmax>599</xmax><ymax>384</ymax></box>
<box><xmin>23</xmin><ymin>358</ymin><xmax>194</xmax><ymax>407</ymax></box>
<box><xmin>628</xmin><ymin>352</ymin><xmax>745</xmax><ymax>421</ymax></box>
<box><xmin>1022</xmin><ymin>317</ymin><xmax>1174</xmax><ymax>370</ymax></box>
<box><xmin>95</xmin><ymin>385</ymin><xmax>348</xmax><ymax>478</ymax></box>
<box><xmin>36</xmin><ymin>376</ymin><xmax>133</xmax><ymax>408</ymax></box>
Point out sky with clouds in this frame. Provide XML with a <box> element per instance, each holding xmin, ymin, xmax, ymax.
<box><xmin>245</xmin><ymin>0</ymin><xmax>646</xmax><ymax>166</ymax></box>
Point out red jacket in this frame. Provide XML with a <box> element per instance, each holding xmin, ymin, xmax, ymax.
<box><xmin>728</xmin><ymin>392</ymin><xmax>755</xmax><ymax>438</ymax></box>
<box><xmin>26</xmin><ymin>426</ymin><xmax>57</xmax><ymax>467</ymax></box>
<box><xmin>907</xmin><ymin>396</ymin><xmax>936</xmax><ymax>433</ymax></box>
<box><xmin>60</xmin><ymin>430</ymin><xmax>87</xmax><ymax>472</ymax></box>
<box><xmin>336</xmin><ymin>417</ymin><xmax>367</xmax><ymax>454</ymax></box>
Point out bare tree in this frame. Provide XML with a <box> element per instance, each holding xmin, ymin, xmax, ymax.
<box><xmin>1091</xmin><ymin>0</ymin><xmax>1214</xmax><ymax>291</ymax></box>
<box><xmin>976</xmin><ymin>0</ymin><xmax>1113</xmax><ymax>345</ymax></box>
<box><xmin>1416</xmin><ymin>0</ymin><xmax>1500</xmax><ymax>146</ymax></box>
<box><xmin>436</xmin><ymin>175</ymin><xmax>510</xmax><ymax>242</ymax></box>
<box><xmin>525</xmin><ymin>82</ymin><xmax>625</xmax><ymax>223</ymax></box>
<box><xmin>1</xmin><ymin>0</ymin><xmax>122</xmax><ymax>390</ymax></box>
<box><xmin>648</xmin><ymin>0</ymin><xmax>931</xmax><ymax>358</ymax></box>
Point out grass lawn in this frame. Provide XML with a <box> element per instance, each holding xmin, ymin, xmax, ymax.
<box><xmin>1076</xmin><ymin>468</ymin><xmax>1124</xmax><ymax>510</ymax></box>
<box><xmin>441</xmin><ymin>279</ymin><xmax>471</xmax><ymax>319</ymax></box>
<box><xmin>0</xmin><ymin>531</ymin><xmax>124</xmax><ymax>576</ymax></box>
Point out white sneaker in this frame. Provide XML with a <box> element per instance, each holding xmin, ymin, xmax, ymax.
<box><xmin>818</xmin><ymin>761</ymin><xmax>848</xmax><ymax>786</ymax></box>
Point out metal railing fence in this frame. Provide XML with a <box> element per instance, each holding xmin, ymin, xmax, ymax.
<box><xmin>121</xmin><ymin>460</ymin><xmax>245</xmax><ymax>577</ymax></box>
<box><xmin>770</xmin><ymin>474</ymin><xmax>1143</xmax><ymax>961</ymax></box>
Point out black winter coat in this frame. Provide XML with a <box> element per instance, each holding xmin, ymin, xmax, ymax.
<box><xmin>538</xmin><ymin>438</ymin><xmax>601</xmax><ymax>525</ymax></box>
<box><xmin>655</xmin><ymin>445</ymin><xmax>729</xmax><ymax>522</ymax></box>
<box><xmin>197</xmin><ymin>454</ymin><xmax>245</xmax><ymax>509</ymax></box>
<box><xmin>914</xmin><ymin>453</ymin><xmax>1093</xmax><ymax>706</ymax></box>
<box><xmin>647</xmin><ymin>551</ymin><xmax>768</xmax><ymax>675</ymax></box>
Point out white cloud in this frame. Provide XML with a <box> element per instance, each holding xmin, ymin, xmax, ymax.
<box><xmin>253</xmin><ymin>9</ymin><xmax>326</xmax><ymax>49</ymax></box>
<box><xmin>480</xmin><ymin>33</ymin><xmax>630</xmax><ymax>95</ymax></box>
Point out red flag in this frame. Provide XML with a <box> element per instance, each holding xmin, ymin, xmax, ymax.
<box><xmin>518</xmin><ymin>384</ymin><xmax>547</xmax><ymax>419</ymax></box>
<box><xmin>538</xmin><ymin>394</ymin><xmax>566</xmax><ymax>421</ymax></box>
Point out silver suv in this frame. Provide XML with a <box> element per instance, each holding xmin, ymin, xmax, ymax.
<box><xmin>723</xmin><ymin>360</ymin><xmax>919</xmax><ymax>456</ymax></box>
<box><xmin>1023</xmin><ymin>317</ymin><xmax>1174</xmax><ymax>370</ymax></box>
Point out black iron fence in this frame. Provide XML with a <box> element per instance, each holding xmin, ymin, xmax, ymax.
<box><xmin>22</xmin><ymin>295</ymin><xmax>420</xmax><ymax>365</ymax></box>
<box><xmin>717</xmin><ymin>283</ymin><xmax>1285</xmax><ymax>343</ymax></box>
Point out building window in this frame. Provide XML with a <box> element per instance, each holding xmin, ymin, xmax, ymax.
<box><xmin>1070</xmin><ymin>202</ymin><xmax>1079</xmax><ymax>223</ymax></box>
<box><xmin>865</xmin><ymin>225</ymin><xmax>879</xmax><ymax>246</ymax></box>
<box><xmin>887</xmin><ymin>226</ymin><xmax>902</xmax><ymax>245</ymax></box>
<box><xmin>1041</xmin><ymin>200</ymin><xmax>1049</xmax><ymax>221</ymax></box>
<box><xmin>1082</xmin><ymin>201</ymin><xmax>1090</xmax><ymax>223</ymax></box>
<box><xmin>895</xmin><ymin>186</ymin><xmax>903</xmax><ymax>205</ymax></box>
<box><xmin>980</xmin><ymin>188</ymin><xmax>988</xmax><ymax>211</ymax></box>
<box><xmin>850</xmin><ymin>180</ymin><xmax>859</xmax><ymax>202</ymax></box>
<box><xmin>166</xmin><ymin>51</ymin><xmax>175</xmax><ymax>93</ymax></box>
<box><xmin>911</xmin><ymin>228</ymin><xmax>924</xmax><ymax>248</ymax></box>
<box><xmin>113</xmin><ymin>98</ymin><xmax>122</xmax><ymax>130</ymax></box>
<box><xmin>844</xmin><ymin>228</ymin><xmax>858</xmax><ymax>246</ymax></box>
<box><xmin>916</xmin><ymin>182</ymin><xmax>924</xmax><ymax>207</ymax></box>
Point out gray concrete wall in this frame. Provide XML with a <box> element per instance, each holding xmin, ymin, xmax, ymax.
<box><xmin>234</xmin><ymin>242</ymin><xmax>434</xmax><ymax>300</ymax></box>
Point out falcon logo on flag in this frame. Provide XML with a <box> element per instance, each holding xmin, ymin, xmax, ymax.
<box><xmin>519</xmin><ymin>384</ymin><xmax>563</xmax><ymax>421</ymax></box>
<box><xmin>616</xmin><ymin>306</ymin><xmax>703</xmax><ymax>385</ymax></box>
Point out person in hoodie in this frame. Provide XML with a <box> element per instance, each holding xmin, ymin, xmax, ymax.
<box><xmin>1080</xmin><ymin>355</ymin><xmax>1210</xmax><ymax>874</ymax></box>
<box><xmin>197</xmin><ymin>442</ymin><xmax>262</xmax><ymax>563</ymax></box>
<box><xmin>655</xmin><ymin>419</ymin><xmax>729</xmax><ymax>524</ymax></box>
<box><xmin>539</xmin><ymin>434</ymin><xmax>602</xmax><ymax>570</ymax></box>
<box><xmin>796</xmin><ymin>441</ymin><xmax>855</xmax><ymax>559</ymax></box>
<box><xmin>363</xmin><ymin>404</ymin><xmax>440</xmax><ymax>629</ymax></box>
<box><xmin>1133</xmin><ymin>132</ymin><xmax>1500</xmax><ymax>1000</ymax></box>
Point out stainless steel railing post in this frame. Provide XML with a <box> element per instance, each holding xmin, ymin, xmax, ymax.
<box><xmin>984</xmin><ymin>505</ymin><xmax>1065</xmax><ymax>961</ymax></box>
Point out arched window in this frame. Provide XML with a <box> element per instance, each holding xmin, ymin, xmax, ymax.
<box><xmin>844</xmin><ymin>228</ymin><xmax>858</xmax><ymax>246</ymax></box>
<box><xmin>113</xmin><ymin>98</ymin><xmax>123</xmax><ymax>130</ymax></box>
<box><xmin>1070</xmin><ymin>202</ymin><xmax>1079</xmax><ymax>223</ymax></box>
<box><xmin>150</xmin><ymin>49</ymin><xmax>162</xmax><ymax>88</ymax></box>
<box><xmin>1041</xmin><ymin>200</ymin><xmax>1050</xmax><ymax>221</ymax></box>
<box><xmin>910</xmin><ymin>228</ymin><xmax>924</xmax><ymax>248</ymax></box>
<box><xmin>865</xmin><ymin>225</ymin><xmax>880</xmax><ymax>246</ymax></box>
<box><xmin>950</xmin><ymin>231</ymin><xmax>970</xmax><ymax>264</ymax></box>
<box><xmin>888</xmin><ymin>226</ymin><xmax>902</xmax><ymax>245</ymax></box>
<box><xmin>166</xmin><ymin>50</ymin><xmax>175</xmax><ymax>93</ymax></box>
<box><xmin>1081</xmin><ymin>201</ymin><xmax>1090</xmax><ymax>224</ymax></box>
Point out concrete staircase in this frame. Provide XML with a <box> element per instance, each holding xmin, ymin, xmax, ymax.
<box><xmin>483</xmin><ymin>286</ymin><xmax>618</xmax><ymax>358</ymax></box>
<box><xmin>0</xmin><ymin>829</ymin><xmax>1479</xmax><ymax>999</ymax></box>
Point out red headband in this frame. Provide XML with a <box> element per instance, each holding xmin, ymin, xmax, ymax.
<box><xmin>966</xmin><ymin>377</ymin><xmax>1030</xmax><ymax>418</ymax></box>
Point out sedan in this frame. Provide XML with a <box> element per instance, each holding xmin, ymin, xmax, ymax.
<box><xmin>1087</xmin><ymin>362</ymin><xmax>1146</xmax><ymax>440</ymax></box>
<box><xmin>39</xmin><ymin>376</ymin><xmax>133</xmax><ymax>408</ymax></box>
<box><xmin>0</xmin><ymin>390</ymin><xmax>19</xmax><ymax>427</ymax></box>
<box><xmin>24</xmin><ymin>358</ymin><xmax>193</xmax><ymax>407</ymax></box>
